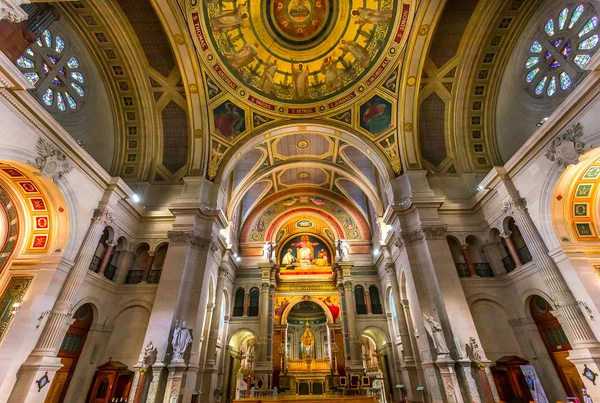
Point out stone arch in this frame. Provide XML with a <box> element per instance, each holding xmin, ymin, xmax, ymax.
<box><xmin>227</xmin><ymin>328</ymin><xmax>258</xmax><ymax>349</ymax></box>
<box><xmin>360</xmin><ymin>325</ymin><xmax>390</xmax><ymax>349</ymax></box>
<box><xmin>71</xmin><ymin>297</ymin><xmax>103</xmax><ymax>326</ymax></box>
<box><xmin>103</xmin><ymin>299</ymin><xmax>153</xmax><ymax>328</ymax></box>
<box><xmin>466</xmin><ymin>292</ymin><xmax>520</xmax><ymax>321</ymax></box>
<box><xmin>280</xmin><ymin>296</ymin><xmax>335</xmax><ymax>325</ymax></box>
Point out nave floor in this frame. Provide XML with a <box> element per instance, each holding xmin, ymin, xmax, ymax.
<box><xmin>233</xmin><ymin>395</ymin><xmax>377</xmax><ymax>403</ymax></box>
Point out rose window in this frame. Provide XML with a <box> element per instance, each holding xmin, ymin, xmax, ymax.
<box><xmin>15</xmin><ymin>29</ymin><xmax>86</xmax><ymax>112</ymax></box>
<box><xmin>525</xmin><ymin>4</ymin><xmax>600</xmax><ymax>97</ymax></box>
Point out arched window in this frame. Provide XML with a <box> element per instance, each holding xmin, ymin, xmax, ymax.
<box><xmin>524</xmin><ymin>4</ymin><xmax>600</xmax><ymax>98</ymax></box>
<box><xmin>248</xmin><ymin>287</ymin><xmax>259</xmax><ymax>317</ymax></box>
<box><xmin>15</xmin><ymin>27</ymin><xmax>87</xmax><ymax>112</ymax></box>
<box><xmin>389</xmin><ymin>291</ymin><xmax>399</xmax><ymax>336</ymax></box>
<box><xmin>369</xmin><ymin>286</ymin><xmax>383</xmax><ymax>314</ymax></box>
<box><xmin>354</xmin><ymin>286</ymin><xmax>367</xmax><ymax>315</ymax></box>
<box><xmin>233</xmin><ymin>288</ymin><xmax>245</xmax><ymax>317</ymax></box>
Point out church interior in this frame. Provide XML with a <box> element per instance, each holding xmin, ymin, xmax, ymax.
<box><xmin>3</xmin><ymin>0</ymin><xmax>600</xmax><ymax>402</ymax></box>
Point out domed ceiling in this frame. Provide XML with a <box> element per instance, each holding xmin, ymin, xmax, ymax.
<box><xmin>189</xmin><ymin>0</ymin><xmax>412</xmax><ymax>114</ymax></box>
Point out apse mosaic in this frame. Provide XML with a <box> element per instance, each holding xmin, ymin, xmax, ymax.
<box><xmin>190</xmin><ymin>0</ymin><xmax>412</xmax><ymax>115</ymax></box>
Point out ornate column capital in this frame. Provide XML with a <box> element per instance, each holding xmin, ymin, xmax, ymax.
<box><xmin>422</xmin><ymin>224</ymin><xmax>448</xmax><ymax>240</ymax></box>
<box><xmin>93</xmin><ymin>206</ymin><xmax>115</xmax><ymax>226</ymax></box>
<box><xmin>460</xmin><ymin>243</ymin><xmax>469</xmax><ymax>250</ymax></box>
<box><xmin>499</xmin><ymin>230</ymin><xmax>512</xmax><ymax>239</ymax></box>
<box><xmin>502</xmin><ymin>198</ymin><xmax>527</xmax><ymax>216</ymax></box>
<box><xmin>167</xmin><ymin>230</ymin><xmax>192</xmax><ymax>246</ymax></box>
<box><xmin>545</xmin><ymin>122</ymin><xmax>587</xmax><ymax>168</ymax></box>
<box><xmin>0</xmin><ymin>0</ymin><xmax>28</xmax><ymax>23</ymax></box>
<box><xmin>393</xmin><ymin>232</ymin><xmax>405</xmax><ymax>250</ymax></box>
<box><xmin>384</xmin><ymin>263</ymin><xmax>396</xmax><ymax>277</ymax></box>
<box><xmin>402</xmin><ymin>229</ymin><xmax>425</xmax><ymax>245</ymax></box>
<box><xmin>343</xmin><ymin>280</ymin><xmax>353</xmax><ymax>291</ymax></box>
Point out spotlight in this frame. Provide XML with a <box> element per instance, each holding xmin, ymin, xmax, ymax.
<box><xmin>373</xmin><ymin>248</ymin><xmax>380</xmax><ymax>256</ymax></box>
<box><xmin>477</xmin><ymin>185</ymin><xmax>484</xmax><ymax>192</ymax></box>
<box><xmin>235</xmin><ymin>256</ymin><xmax>241</xmax><ymax>262</ymax></box>
<box><xmin>536</xmin><ymin>117</ymin><xmax>549</xmax><ymax>127</ymax></box>
<box><xmin>131</xmin><ymin>193</ymin><xmax>141</xmax><ymax>203</ymax></box>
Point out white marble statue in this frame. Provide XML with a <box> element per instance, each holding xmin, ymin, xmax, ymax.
<box><xmin>142</xmin><ymin>340</ymin><xmax>158</xmax><ymax>368</ymax></box>
<box><xmin>465</xmin><ymin>337</ymin><xmax>482</xmax><ymax>362</ymax></box>
<box><xmin>171</xmin><ymin>320</ymin><xmax>192</xmax><ymax>363</ymax></box>
<box><xmin>336</xmin><ymin>240</ymin><xmax>350</xmax><ymax>262</ymax></box>
<box><xmin>263</xmin><ymin>242</ymin><xmax>275</xmax><ymax>263</ymax></box>
<box><xmin>424</xmin><ymin>315</ymin><xmax>450</xmax><ymax>356</ymax></box>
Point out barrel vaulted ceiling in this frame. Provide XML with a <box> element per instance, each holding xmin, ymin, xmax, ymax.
<box><xmin>12</xmin><ymin>0</ymin><xmax>575</xmax><ymax>235</ymax></box>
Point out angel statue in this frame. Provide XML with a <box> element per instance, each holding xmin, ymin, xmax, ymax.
<box><xmin>171</xmin><ymin>320</ymin><xmax>193</xmax><ymax>363</ymax></box>
<box><xmin>423</xmin><ymin>314</ymin><xmax>450</xmax><ymax>356</ymax></box>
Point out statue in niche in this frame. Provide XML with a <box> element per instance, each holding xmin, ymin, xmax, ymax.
<box><xmin>423</xmin><ymin>314</ymin><xmax>450</xmax><ymax>356</ymax></box>
<box><xmin>171</xmin><ymin>320</ymin><xmax>193</xmax><ymax>363</ymax></box>
<box><xmin>301</xmin><ymin>319</ymin><xmax>315</xmax><ymax>359</ymax></box>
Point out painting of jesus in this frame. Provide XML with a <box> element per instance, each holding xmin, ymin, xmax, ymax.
<box><xmin>278</xmin><ymin>234</ymin><xmax>332</xmax><ymax>268</ymax></box>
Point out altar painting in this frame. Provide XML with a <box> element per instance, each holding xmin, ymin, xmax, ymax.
<box><xmin>279</xmin><ymin>234</ymin><xmax>332</xmax><ymax>268</ymax></box>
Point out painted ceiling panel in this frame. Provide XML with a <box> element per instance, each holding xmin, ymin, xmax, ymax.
<box><xmin>161</xmin><ymin>101</ymin><xmax>188</xmax><ymax>174</ymax></box>
<box><xmin>341</xmin><ymin>145</ymin><xmax>375</xmax><ymax>184</ymax></box>
<box><xmin>234</xmin><ymin>148</ymin><xmax>264</xmax><ymax>189</ymax></box>
<box><xmin>273</xmin><ymin>134</ymin><xmax>332</xmax><ymax>158</ymax></box>
<box><xmin>279</xmin><ymin>167</ymin><xmax>328</xmax><ymax>187</ymax></box>
<box><xmin>242</xmin><ymin>180</ymin><xmax>271</xmax><ymax>217</ymax></box>
<box><xmin>419</xmin><ymin>92</ymin><xmax>447</xmax><ymax>168</ymax></box>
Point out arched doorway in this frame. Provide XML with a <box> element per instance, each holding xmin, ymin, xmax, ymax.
<box><xmin>361</xmin><ymin>327</ymin><xmax>392</xmax><ymax>402</ymax></box>
<box><xmin>224</xmin><ymin>330</ymin><xmax>257</xmax><ymax>402</ymax></box>
<box><xmin>530</xmin><ymin>295</ymin><xmax>584</xmax><ymax>401</ymax></box>
<box><xmin>45</xmin><ymin>303</ymin><xmax>94</xmax><ymax>403</ymax></box>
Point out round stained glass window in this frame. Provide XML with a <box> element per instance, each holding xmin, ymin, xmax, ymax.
<box><xmin>525</xmin><ymin>4</ymin><xmax>600</xmax><ymax>97</ymax></box>
<box><xmin>15</xmin><ymin>28</ymin><xmax>87</xmax><ymax>112</ymax></box>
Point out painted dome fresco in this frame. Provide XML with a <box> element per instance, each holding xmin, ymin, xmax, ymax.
<box><xmin>189</xmin><ymin>0</ymin><xmax>412</xmax><ymax>114</ymax></box>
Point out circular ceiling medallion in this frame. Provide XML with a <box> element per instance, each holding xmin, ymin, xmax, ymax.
<box><xmin>199</xmin><ymin>0</ymin><xmax>406</xmax><ymax>104</ymax></box>
<box><xmin>297</xmin><ymin>171</ymin><xmax>310</xmax><ymax>179</ymax></box>
<box><xmin>296</xmin><ymin>139</ymin><xmax>310</xmax><ymax>149</ymax></box>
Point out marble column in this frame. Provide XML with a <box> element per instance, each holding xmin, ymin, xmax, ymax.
<box><xmin>140</xmin><ymin>251</ymin><xmax>155</xmax><ymax>283</ymax></box>
<box><xmin>97</xmin><ymin>241</ymin><xmax>117</xmax><ymax>274</ymax></box>
<box><xmin>501</xmin><ymin>231</ymin><xmax>522</xmax><ymax>267</ymax></box>
<box><xmin>8</xmin><ymin>207</ymin><xmax>114</xmax><ymax>403</ymax></box>
<box><xmin>254</xmin><ymin>274</ymin><xmax>273</xmax><ymax>389</ymax></box>
<box><xmin>385</xmin><ymin>264</ymin><xmax>420</xmax><ymax>392</ymax></box>
<box><xmin>460</xmin><ymin>244</ymin><xmax>477</xmax><ymax>277</ymax></box>
<box><xmin>342</xmin><ymin>280</ymin><xmax>362</xmax><ymax>371</ymax></box>
<box><xmin>504</xmin><ymin>197</ymin><xmax>600</xmax><ymax>397</ymax></box>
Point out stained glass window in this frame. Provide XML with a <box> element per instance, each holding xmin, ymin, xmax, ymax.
<box><xmin>531</xmin><ymin>41</ymin><xmax>542</xmax><ymax>53</ymax></box>
<box><xmin>559</xmin><ymin>8</ymin><xmax>569</xmax><ymax>30</ymax></box>
<box><xmin>579</xmin><ymin>34</ymin><xmax>599</xmax><ymax>49</ymax></box>
<box><xmin>560</xmin><ymin>71</ymin><xmax>572</xmax><ymax>89</ymax></box>
<box><xmin>14</xmin><ymin>27</ymin><xmax>87</xmax><ymax>112</ymax></box>
<box><xmin>23</xmin><ymin>73</ymin><xmax>39</xmax><ymax>86</ymax></box>
<box><xmin>16</xmin><ymin>56</ymin><xmax>34</xmax><ymax>69</ymax></box>
<box><xmin>570</xmin><ymin>5</ymin><xmax>585</xmax><ymax>28</ymax></box>
<box><xmin>525</xmin><ymin>5</ymin><xmax>600</xmax><ymax>98</ymax></box>
<box><xmin>547</xmin><ymin>76</ymin><xmax>557</xmax><ymax>96</ymax></box>
<box><xmin>579</xmin><ymin>16</ymin><xmax>598</xmax><ymax>37</ymax></box>
<box><xmin>42</xmin><ymin>88</ymin><xmax>53</xmax><ymax>105</ymax></box>
<box><xmin>545</xmin><ymin>19</ymin><xmax>555</xmax><ymax>36</ymax></box>
<box><xmin>56</xmin><ymin>93</ymin><xmax>66</xmax><ymax>111</ymax></box>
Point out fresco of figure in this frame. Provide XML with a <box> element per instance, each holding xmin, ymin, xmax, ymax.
<box><xmin>339</xmin><ymin>39</ymin><xmax>370</xmax><ymax>68</ymax></box>
<box><xmin>261</xmin><ymin>58</ymin><xmax>278</xmax><ymax>95</ymax></box>
<box><xmin>320</xmin><ymin>56</ymin><xmax>342</xmax><ymax>92</ymax></box>
<box><xmin>352</xmin><ymin>8</ymin><xmax>392</xmax><ymax>26</ymax></box>
<box><xmin>292</xmin><ymin>62</ymin><xmax>310</xmax><ymax>99</ymax></box>
<box><xmin>228</xmin><ymin>43</ymin><xmax>259</xmax><ymax>70</ymax></box>
<box><xmin>210</xmin><ymin>4</ymin><xmax>248</xmax><ymax>33</ymax></box>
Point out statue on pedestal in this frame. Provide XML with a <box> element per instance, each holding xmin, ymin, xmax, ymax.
<box><xmin>142</xmin><ymin>341</ymin><xmax>158</xmax><ymax>368</ymax></box>
<box><xmin>171</xmin><ymin>320</ymin><xmax>192</xmax><ymax>363</ymax></box>
<box><xmin>424</xmin><ymin>314</ymin><xmax>450</xmax><ymax>356</ymax></box>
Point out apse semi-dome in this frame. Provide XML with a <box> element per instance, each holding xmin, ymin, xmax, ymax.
<box><xmin>190</xmin><ymin>0</ymin><xmax>413</xmax><ymax>115</ymax></box>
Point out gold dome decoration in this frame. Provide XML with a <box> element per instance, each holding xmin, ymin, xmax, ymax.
<box><xmin>404</xmin><ymin>122</ymin><xmax>413</xmax><ymax>132</ymax></box>
<box><xmin>189</xmin><ymin>0</ymin><xmax>414</xmax><ymax>116</ymax></box>
<box><xmin>407</xmin><ymin>76</ymin><xmax>416</xmax><ymax>86</ymax></box>
<box><xmin>189</xmin><ymin>84</ymin><xmax>198</xmax><ymax>93</ymax></box>
<box><xmin>296</xmin><ymin>140</ymin><xmax>310</xmax><ymax>149</ymax></box>
<box><xmin>418</xmin><ymin>24</ymin><xmax>429</xmax><ymax>36</ymax></box>
<box><xmin>297</xmin><ymin>171</ymin><xmax>310</xmax><ymax>179</ymax></box>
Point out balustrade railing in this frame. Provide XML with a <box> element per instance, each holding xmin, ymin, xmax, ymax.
<box><xmin>148</xmin><ymin>270</ymin><xmax>162</xmax><ymax>284</ymax></box>
<box><xmin>474</xmin><ymin>263</ymin><xmax>494</xmax><ymax>277</ymax></box>
<box><xmin>88</xmin><ymin>255</ymin><xmax>101</xmax><ymax>273</ymax></box>
<box><xmin>455</xmin><ymin>263</ymin><xmax>470</xmax><ymax>277</ymax></box>
<box><xmin>104</xmin><ymin>264</ymin><xmax>117</xmax><ymax>281</ymax></box>
<box><xmin>502</xmin><ymin>256</ymin><xmax>516</xmax><ymax>273</ymax></box>
<box><xmin>517</xmin><ymin>245</ymin><xmax>533</xmax><ymax>264</ymax></box>
<box><xmin>125</xmin><ymin>270</ymin><xmax>143</xmax><ymax>284</ymax></box>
